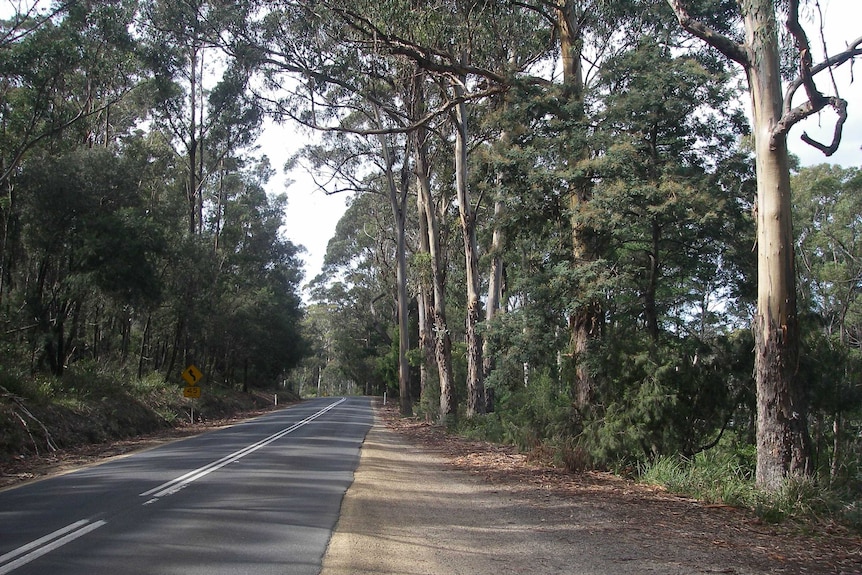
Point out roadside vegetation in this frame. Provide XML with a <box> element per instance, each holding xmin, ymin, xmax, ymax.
<box><xmin>289</xmin><ymin>1</ymin><xmax>861</xmax><ymax>532</ymax></box>
<box><xmin>449</xmin><ymin>371</ymin><xmax>861</xmax><ymax>531</ymax></box>
<box><xmin>1</xmin><ymin>363</ymin><xmax>299</xmax><ymax>461</ymax></box>
<box><xmin>3</xmin><ymin>0</ymin><xmax>861</xmax><ymax>538</ymax></box>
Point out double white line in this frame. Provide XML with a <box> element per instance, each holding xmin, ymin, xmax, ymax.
<box><xmin>0</xmin><ymin>519</ymin><xmax>106</xmax><ymax>575</ymax></box>
<box><xmin>1</xmin><ymin>398</ymin><xmax>346</xmax><ymax>574</ymax></box>
<box><xmin>140</xmin><ymin>397</ymin><xmax>346</xmax><ymax>501</ymax></box>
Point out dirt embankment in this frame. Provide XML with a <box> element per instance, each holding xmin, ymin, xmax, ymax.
<box><xmin>322</xmin><ymin>406</ymin><xmax>862</xmax><ymax>575</ymax></box>
<box><xmin>0</xmin><ymin>389</ymin><xmax>294</xmax><ymax>489</ymax></box>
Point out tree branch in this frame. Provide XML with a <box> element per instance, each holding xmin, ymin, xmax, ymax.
<box><xmin>328</xmin><ymin>5</ymin><xmax>511</xmax><ymax>86</ymax></box>
<box><xmin>256</xmin><ymin>81</ymin><xmax>506</xmax><ymax>138</ymax></box>
<box><xmin>665</xmin><ymin>0</ymin><xmax>749</xmax><ymax>66</ymax></box>
<box><xmin>799</xmin><ymin>96</ymin><xmax>847</xmax><ymax>156</ymax></box>
<box><xmin>774</xmin><ymin>0</ymin><xmax>862</xmax><ymax>155</ymax></box>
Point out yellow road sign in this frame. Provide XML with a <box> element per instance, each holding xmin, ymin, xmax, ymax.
<box><xmin>183</xmin><ymin>386</ymin><xmax>201</xmax><ymax>398</ymax></box>
<box><xmin>182</xmin><ymin>365</ymin><xmax>203</xmax><ymax>386</ymax></box>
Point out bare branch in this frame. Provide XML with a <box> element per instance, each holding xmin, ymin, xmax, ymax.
<box><xmin>786</xmin><ymin>0</ymin><xmax>823</xmax><ymax>108</ymax></box>
<box><xmin>782</xmin><ymin>38</ymin><xmax>862</xmax><ymax>115</ymax></box>
<box><xmin>775</xmin><ymin>0</ymin><xmax>861</xmax><ymax>154</ymax></box>
<box><xmin>0</xmin><ymin>0</ymin><xmax>73</xmax><ymax>48</ymax></box>
<box><xmin>799</xmin><ymin>97</ymin><xmax>847</xmax><ymax>156</ymax></box>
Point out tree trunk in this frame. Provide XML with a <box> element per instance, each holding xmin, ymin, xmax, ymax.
<box><xmin>558</xmin><ymin>0</ymin><xmax>599</xmax><ymax>410</ymax></box>
<box><xmin>413</xmin><ymin>75</ymin><xmax>456</xmax><ymax>423</ymax></box>
<box><xmin>482</xmin><ymin>195</ymin><xmax>504</xmax><ymax>413</ymax></box>
<box><xmin>196</xmin><ymin>47</ymin><xmax>205</xmax><ymax>235</ymax></box>
<box><xmin>393</xmin><ymin>191</ymin><xmax>411</xmax><ymax>416</ymax></box>
<box><xmin>644</xmin><ymin>220</ymin><xmax>660</xmax><ymax>341</ymax></box>
<box><xmin>415</xmin><ymin>102</ymin><xmax>434</xmax><ymax>400</ymax></box>
<box><xmin>744</xmin><ymin>2</ymin><xmax>811</xmax><ymax>490</ymax></box>
<box><xmin>831</xmin><ymin>414</ymin><xmax>841</xmax><ymax>479</ymax></box>
<box><xmin>187</xmin><ymin>43</ymin><xmax>198</xmax><ymax>236</ymax></box>
<box><xmin>416</xmin><ymin>188</ymin><xmax>434</xmax><ymax>401</ymax></box>
<box><xmin>453</xmin><ymin>85</ymin><xmax>485</xmax><ymax>418</ymax></box>
<box><xmin>376</xmin><ymin>111</ymin><xmax>412</xmax><ymax>416</ymax></box>
<box><xmin>165</xmin><ymin>316</ymin><xmax>185</xmax><ymax>382</ymax></box>
<box><xmin>138</xmin><ymin>313</ymin><xmax>151</xmax><ymax>380</ymax></box>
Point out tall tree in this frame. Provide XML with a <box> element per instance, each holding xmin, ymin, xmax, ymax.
<box><xmin>141</xmin><ymin>0</ymin><xmax>260</xmax><ymax>236</ymax></box>
<box><xmin>793</xmin><ymin>164</ymin><xmax>862</xmax><ymax>478</ymax></box>
<box><xmin>411</xmin><ymin>71</ymin><xmax>457</xmax><ymax>420</ymax></box>
<box><xmin>666</xmin><ymin>0</ymin><xmax>862</xmax><ymax>489</ymax></box>
<box><xmin>0</xmin><ymin>0</ymin><xmax>140</xmax><ymax>305</ymax></box>
<box><xmin>555</xmin><ymin>0</ymin><xmax>598</xmax><ymax>410</ymax></box>
<box><xmin>375</xmin><ymin>105</ymin><xmax>414</xmax><ymax>416</ymax></box>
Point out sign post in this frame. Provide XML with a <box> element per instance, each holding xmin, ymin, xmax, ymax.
<box><xmin>181</xmin><ymin>365</ymin><xmax>203</xmax><ymax>423</ymax></box>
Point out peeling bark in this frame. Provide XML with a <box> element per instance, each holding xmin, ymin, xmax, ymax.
<box><xmin>667</xmin><ymin>0</ymin><xmax>822</xmax><ymax>489</ymax></box>
<box><xmin>453</xmin><ymin>85</ymin><xmax>485</xmax><ymax>418</ymax></box>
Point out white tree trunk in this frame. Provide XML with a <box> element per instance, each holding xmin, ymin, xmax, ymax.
<box><xmin>744</xmin><ymin>1</ymin><xmax>810</xmax><ymax>490</ymax></box>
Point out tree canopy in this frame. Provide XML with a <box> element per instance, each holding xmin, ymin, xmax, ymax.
<box><xmin>2</xmin><ymin>0</ymin><xmax>860</xmax><ymax>504</ymax></box>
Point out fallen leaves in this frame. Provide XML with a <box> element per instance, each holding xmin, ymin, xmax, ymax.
<box><xmin>380</xmin><ymin>404</ymin><xmax>862</xmax><ymax>575</ymax></box>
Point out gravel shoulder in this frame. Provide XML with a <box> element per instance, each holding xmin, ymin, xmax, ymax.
<box><xmin>322</xmin><ymin>405</ymin><xmax>862</xmax><ymax>575</ymax></box>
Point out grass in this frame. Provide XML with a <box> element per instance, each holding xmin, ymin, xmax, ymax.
<box><xmin>640</xmin><ymin>450</ymin><xmax>755</xmax><ymax>507</ymax></box>
<box><xmin>640</xmin><ymin>451</ymin><xmax>862</xmax><ymax>532</ymax></box>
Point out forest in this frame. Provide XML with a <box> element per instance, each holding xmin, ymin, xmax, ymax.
<box><xmin>1</xmin><ymin>0</ymin><xmax>860</xmax><ymax>523</ymax></box>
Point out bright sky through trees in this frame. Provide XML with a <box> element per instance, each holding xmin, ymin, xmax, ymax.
<box><xmin>3</xmin><ymin>0</ymin><xmax>858</xmax><ymax>288</ymax></box>
<box><xmin>265</xmin><ymin>0</ymin><xmax>860</xmax><ymax>289</ymax></box>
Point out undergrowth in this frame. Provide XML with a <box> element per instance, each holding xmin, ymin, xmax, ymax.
<box><xmin>0</xmin><ymin>363</ymin><xmax>297</xmax><ymax>460</ymax></box>
<box><xmin>640</xmin><ymin>451</ymin><xmax>862</xmax><ymax>532</ymax></box>
<box><xmin>455</xmin><ymin>400</ymin><xmax>861</xmax><ymax>533</ymax></box>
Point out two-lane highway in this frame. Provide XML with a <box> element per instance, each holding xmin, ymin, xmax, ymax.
<box><xmin>0</xmin><ymin>396</ymin><xmax>374</xmax><ymax>575</ymax></box>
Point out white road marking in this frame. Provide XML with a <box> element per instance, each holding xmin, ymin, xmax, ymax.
<box><xmin>0</xmin><ymin>399</ymin><xmax>347</xmax><ymax>574</ymax></box>
<box><xmin>140</xmin><ymin>398</ymin><xmax>347</xmax><ymax>500</ymax></box>
<box><xmin>0</xmin><ymin>519</ymin><xmax>106</xmax><ymax>574</ymax></box>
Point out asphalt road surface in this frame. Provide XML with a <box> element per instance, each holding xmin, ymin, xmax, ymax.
<box><xmin>0</xmin><ymin>396</ymin><xmax>373</xmax><ymax>575</ymax></box>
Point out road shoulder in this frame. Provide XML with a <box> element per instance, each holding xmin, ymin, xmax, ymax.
<box><xmin>321</xmin><ymin>406</ymin><xmax>861</xmax><ymax>575</ymax></box>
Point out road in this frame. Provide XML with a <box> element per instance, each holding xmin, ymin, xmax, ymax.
<box><xmin>0</xmin><ymin>396</ymin><xmax>373</xmax><ymax>575</ymax></box>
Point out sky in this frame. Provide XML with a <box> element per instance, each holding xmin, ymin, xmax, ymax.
<box><xmin>260</xmin><ymin>0</ymin><xmax>861</xmax><ymax>293</ymax></box>
<box><xmin>258</xmin><ymin>126</ymin><xmax>348</xmax><ymax>289</ymax></box>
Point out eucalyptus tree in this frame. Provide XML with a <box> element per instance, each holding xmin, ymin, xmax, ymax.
<box><xmin>289</xmin><ymin>58</ymin><xmax>417</xmax><ymax>415</ymax></box>
<box><xmin>310</xmin><ymin>188</ymin><xmax>406</xmax><ymax>396</ymax></box>
<box><xmin>317</xmin><ymin>0</ymin><xmax>550</xmax><ymax>418</ymax></box>
<box><xmin>244</xmin><ymin>0</ymin><xmax>475</xmax><ymax>416</ymax></box>
<box><xmin>793</xmin><ymin>164</ymin><xmax>862</xmax><ymax>479</ymax></box>
<box><xmin>666</xmin><ymin>0</ymin><xmax>862</xmax><ymax>489</ymax></box>
<box><xmin>0</xmin><ymin>0</ymin><xmax>141</xmax><ymax>308</ymax></box>
<box><xmin>140</xmin><ymin>0</ymin><xmax>261</xmax><ymax>236</ymax></box>
<box><xmin>410</xmin><ymin>69</ymin><xmax>457</xmax><ymax>420</ymax></box>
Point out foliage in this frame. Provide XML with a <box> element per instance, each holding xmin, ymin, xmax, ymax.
<box><xmin>0</xmin><ymin>2</ymin><xmax>308</xmax><ymax>401</ymax></box>
<box><xmin>1</xmin><ymin>0</ymin><xmax>860</xmax><ymax>526</ymax></box>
